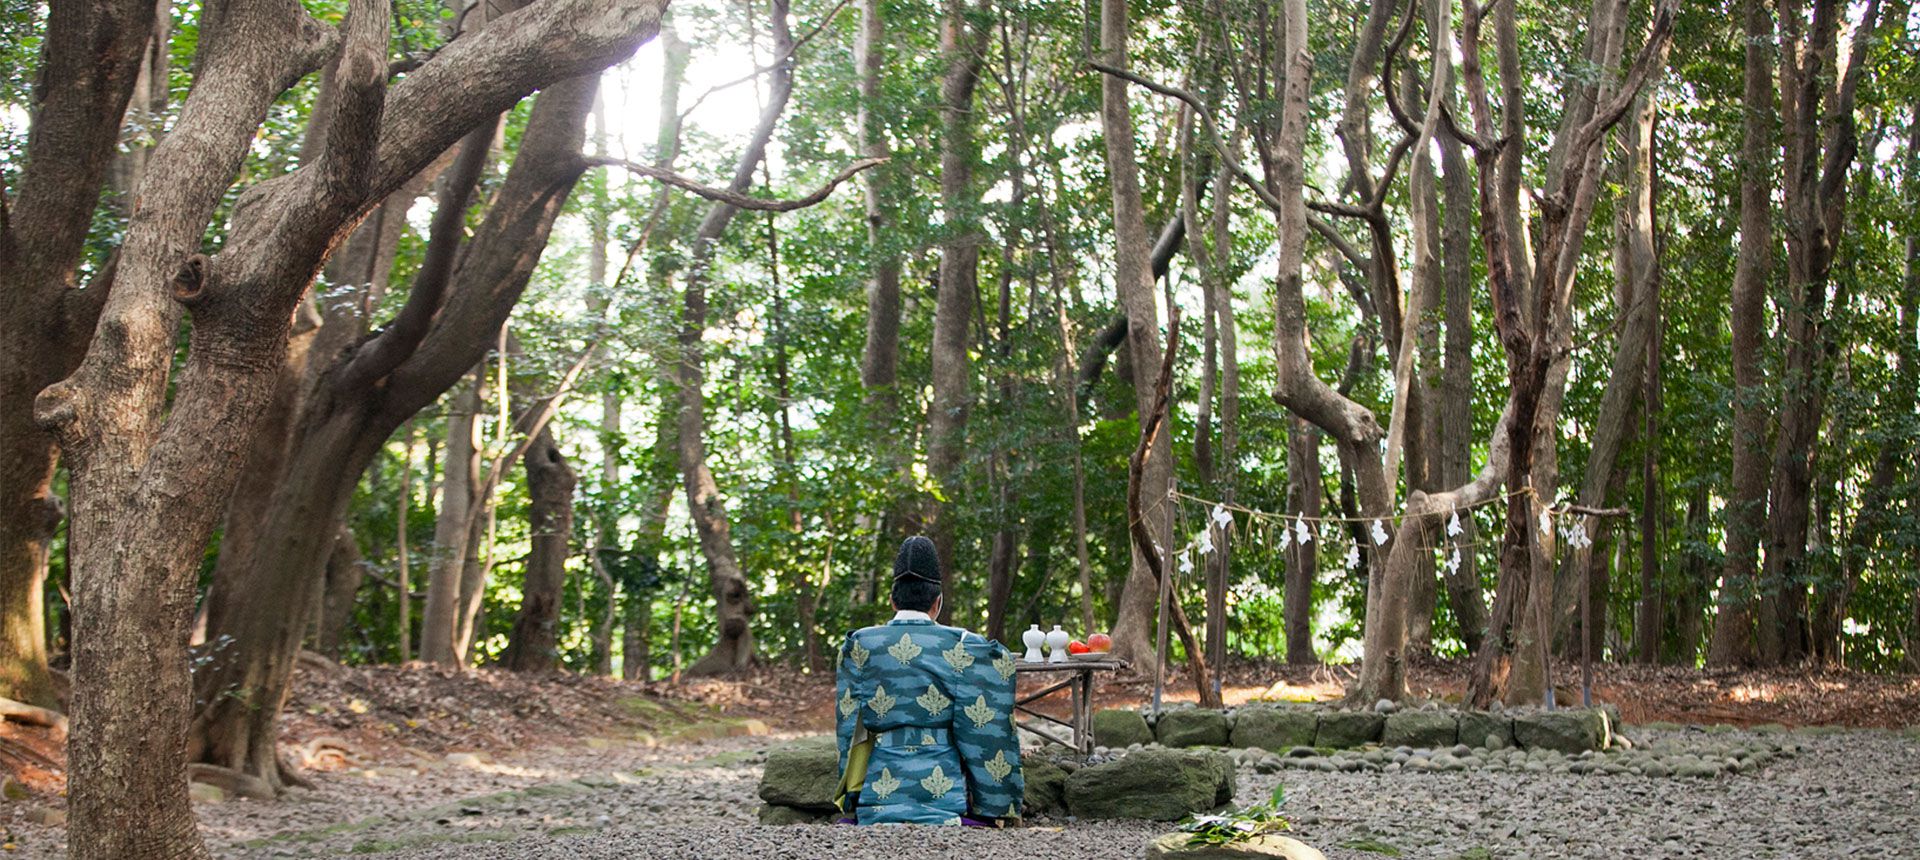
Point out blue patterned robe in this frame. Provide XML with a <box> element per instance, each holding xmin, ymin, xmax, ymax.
<box><xmin>833</xmin><ymin>617</ymin><xmax>1024</xmax><ymax>825</ymax></box>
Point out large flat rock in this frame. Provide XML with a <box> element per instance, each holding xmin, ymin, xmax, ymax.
<box><xmin>1231</xmin><ymin>707</ymin><xmax>1319</xmax><ymax>752</ymax></box>
<box><xmin>1065</xmin><ymin>750</ymin><xmax>1235</xmax><ymax>821</ymax></box>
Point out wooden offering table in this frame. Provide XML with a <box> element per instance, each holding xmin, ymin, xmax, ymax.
<box><xmin>1013</xmin><ymin>658</ymin><xmax>1126</xmax><ymax>758</ymax></box>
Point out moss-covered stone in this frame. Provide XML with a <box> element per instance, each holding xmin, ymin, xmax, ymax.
<box><xmin>1382</xmin><ymin>711</ymin><xmax>1458</xmax><ymax>749</ymax></box>
<box><xmin>1231</xmin><ymin>707</ymin><xmax>1320</xmax><ymax>751</ymax></box>
<box><xmin>1456</xmin><ymin>711</ymin><xmax>1514</xmax><ymax>750</ymax></box>
<box><xmin>1064</xmin><ymin>750</ymin><xmax>1235</xmax><ymax>821</ymax></box>
<box><xmin>1022</xmin><ymin>757</ymin><xmax>1070</xmax><ymax>817</ymax></box>
<box><xmin>757</xmin><ymin>746</ymin><xmax>842</xmax><ymax>812</ymax></box>
<box><xmin>1313</xmin><ymin>710</ymin><xmax>1384</xmax><ymax>748</ymax></box>
<box><xmin>1512</xmin><ymin>709</ymin><xmax>1608</xmax><ymax>754</ymax></box>
<box><xmin>1157</xmin><ymin>708</ymin><xmax>1232</xmax><ymax>747</ymax></box>
<box><xmin>1093</xmin><ymin>708</ymin><xmax>1154</xmax><ymax>748</ymax></box>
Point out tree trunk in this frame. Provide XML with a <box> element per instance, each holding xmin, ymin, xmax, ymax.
<box><xmin>680</xmin><ymin>0</ymin><xmax>796</xmax><ymax>676</ymax></box>
<box><xmin>1436</xmin><ymin>122</ymin><xmax>1485</xmax><ymax>654</ymax></box>
<box><xmin>1553</xmin><ymin>84</ymin><xmax>1659</xmax><ymax>648</ymax></box>
<box><xmin>422</xmin><ymin>370</ymin><xmax>486</xmax><ymax>666</ymax></box>
<box><xmin>1634</xmin><ymin>108</ymin><xmax>1666</xmax><ymax>666</ymax></box>
<box><xmin>1284</xmin><ymin>418</ymin><xmax>1321</xmax><ymax>664</ymax></box>
<box><xmin>1706</xmin><ymin>0</ymin><xmax>1776</xmax><ymax>668</ymax></box>
<box><xmin>188</xmin><ymin>65</ymin><xmax>607</xmax><ymax>791</ymax></box>
<box><xmin>503</xmin><ymin>424</ymin><xmax>576</xmax><ymax>672</ymax></box>
<box><xmin>925</xmin><ymin>0</ymin><xmax>990</xmax><ymax>626</ymax></box>
<box><xmin>316</xmin><ymin>526</ymin><xmax>364</xmax><ymax>658</ymax></box>
<box><xmin>396</xmin><ymin>422</ymin><xmax>415</xmax><ymax>661</ymax></box>
<box><xmin>0</xmin><ymin>0</ymin><xmax>163</xmax><ymax>710</ymax></box>
<box><xmin>1758</xmin><ymin>0</ymin><xmax>1878</xmax><ymax>666</ymax></box>
<box><xmin>1098</xmin><ymin>0</ymin><xmax>1176</xmax><ymax>667</ymax></box>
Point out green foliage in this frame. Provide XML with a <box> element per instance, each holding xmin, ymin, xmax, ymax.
<box><xmin>1177</xmin><ymin>783</ymin><xmax>1291</xmax><ymax>846</ymax></box>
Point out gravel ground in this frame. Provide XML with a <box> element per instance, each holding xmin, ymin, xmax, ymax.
<box><xmin>7</xmin><ymin>725</ymin><xmax>1917</xmax><ymax>859</ymax></box>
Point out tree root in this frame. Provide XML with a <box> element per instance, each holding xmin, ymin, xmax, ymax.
<box><xmin>0</xmin><ymin>697</ymin><xmax>68</xmax><ymax>735</ymax></box>
<box><xmin>187</xmin><ymin>763</ymin><xmax>277</xmax><ymax>800</ymax></box>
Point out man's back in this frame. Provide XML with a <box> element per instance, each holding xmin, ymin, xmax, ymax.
<box><xmin>834</xmin><ymin>613</ymin><xmax>1024</xmax><ymax>824</ymax></box>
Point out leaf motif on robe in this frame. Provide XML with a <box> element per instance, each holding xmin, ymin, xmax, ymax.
<box><xmin>887</xmin><ymin>634</ymin><xmax>923</xmax><ymax>664</ymax></box>
<box><xmin>869</xmin><ymin>767</ymin><xmax>901</xmax><ymax>800</ymax></box>
<box><xmin>964</xmin><ymin>694</ymin><xmax>997</xmax><ymax>729</ymax></box>
<box><xmin>941</xmin><ymin>641</ymin><xmax>974</xmax><ymax>671</ymax></box>
<box><xmin>984</xmin><ymin>749</ymin><xmax>1012</xmax><ymax>783</ymax></box>
<box><xmin>920</xmin><ymin>765</ymin><xmax>955</xmax><ymax>799</ymax></box>
<box><xmin>993</xmin><ymin>652</ymin><xmax>1016</xmax><ymax>681</ymax></box>
<box><xmin>837</xmin><ymin>688</ymin><xmax>857</xmax><ymax>718</ymax></box>
<box><xmin>847</xmin><ymin>641</ymin><xmax>870</xmax><ymax>670</ymax></box>
<box><xmin>867</xmin><ymin>685</ymin><xmax>897</xmax><ymax>717</ymax></box>
<box><xmin>916</xmin><ymin>685</ymin><xmax>951</xmax><ymax>717</ymax></box>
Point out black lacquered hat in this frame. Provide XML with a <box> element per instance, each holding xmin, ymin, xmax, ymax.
<box><xmin>893</xmin><ymin>535</ymin><xmax>941</xmax><ymax>583</ymax></box>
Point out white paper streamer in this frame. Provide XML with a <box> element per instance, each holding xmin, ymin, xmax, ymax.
<box><xmin>1212</xmin><ymin>504</ymin><xmax>1233</xmax><ymax>529</ymax></box>
<box><xmin>1370</xmin><ymin>519</ymin><xmax>1390</xmax><ymax>545</ymax></box>
<box><xmin>1447</xmin><ymin>511</ymin><xmax>1463</xmax><ymax>537</ymax></box>
<box><xmin>1343</xmin><ymin>544</ymin><xmax>1360</xmax><ymax>570</ymax></box>
<box><xmin>1295</xmin><ymin>517</ymin><xmax>1312</xmax><ymax>544</ymax></box>
<box><xmin>1196</xmin><ymin>530</ymin><xmax>1215</xmax><ymax>556</ymax></box>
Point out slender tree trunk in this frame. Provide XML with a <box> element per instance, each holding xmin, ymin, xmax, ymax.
<box><xmin>1707</xmin><ymin>0</ymin><xmax>1777</xmax><ymax>668</ymax></box>
<box><xmin>1670</xmin><ymin>484</ymin><xmax>1711</xmax><ymax>665</ymax></box>
<box><xmin>316</xmin><ymin>526</ymin><xmax>364</xmax><ymax>657</ymax></box>
<box><xmin>503</xmin><ymin>424</ymin><xmax>576</xmax><ymax>672</ymax></box>
<box><xmin>1284</xmin><ymin>418</ymin><xmax>1321</xmax><ymax>664</ymax></box>
<box><xmin>397</xmin><ymin>422</ymin><xmax>415</xmax><ymax>661</ymax></box>
<box><xmin>1634</xmin><ymin>111</ymin><xmax>1666</xmax><ymax>666</ymax></box>
<box><xmin>1555</xmin><ymin>84</ymin><xmax>1659</xmax><ymax>648</ymax></box>
<box><xmin>1436</xmin><ymin>123</ymin><xmax>1485</xmax><ymax>654</ymax></box>
<box><xmin>422</xmin><ymin>371</ymin><xmax>485</xmax><ymax>665</ymax></box>
<box><xmin>1098</xmin><ymin>0</ymin><xmax>1177</xmax><ymax>667</ymax></box>
<box><xmin>925</xmin><ymin>0</ymin><xmax>990</xmax><ymax>625</ymax></box>
<box><xmin>680</xmin><ymin>0</ymin><xmax>797</xmax><ymax>676</ymax></box>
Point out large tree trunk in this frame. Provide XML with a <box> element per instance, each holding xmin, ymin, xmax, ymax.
<box><xmin>74</xmin><ymin>3</ymin><xmax>643</xmax><ymax>827</ymax></box>
<box><xmin>502</xmin><ymin>424</ymin><xmax>576</xmax><ymax>672</ymax></box>
<box><xmin>1098</xmin><ymin>0</ymin><xmax>1177</xmax><ymax>667</ymax></box>
<box><xmin>0</xmin><ymin>0</ymin><xmax>162</xmax><ymax>711</ymax></box>
<box><xmin>1706</xmin><ymin>0</ymin><xmax>1777</xmax><ymax>668</ymax></box>
<box><xmin>680</xmin><ymin>0</ymin><xmax>796</xmax><ymax>676</ymax></box>
<box><xmin>188</xmin><ymin>64</ymin><xmax>608</xmax><ymax>792</ymax></box>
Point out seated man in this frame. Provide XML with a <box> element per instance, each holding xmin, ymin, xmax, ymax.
<box><xmin>833</xmin><ymin>536</ymin><xmax>1024</xmax><ymax>825</ymax></box>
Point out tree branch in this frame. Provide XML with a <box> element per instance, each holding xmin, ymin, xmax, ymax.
<box><xmin>1087</xmin><ymin>60</ymin><xmax>1288</xmax><ymax>214</ymax></box>
<box><xmin>583</xmin><ymin>156</ymin><xmax>886</xmax><ymax>212</ymax></box>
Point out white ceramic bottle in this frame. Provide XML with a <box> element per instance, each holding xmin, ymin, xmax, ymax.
<box><xmin>1022</xmin><ymin>624</ymin><xmax>1046</xmax><ymax>662</ymax></box>
<box><xmin>1045</xmin><ymin>625</ymin><xmax>1070</xmax><ymax>663</ymax></box>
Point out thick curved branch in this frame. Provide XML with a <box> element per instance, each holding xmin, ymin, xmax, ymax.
<box><xmin>583</xmin><ymin>156</ymin><xmax>886</xmax><ymax>212</ymax></box>
<box><xmin>1089</xmin><ymin>60</ymin><xmax>1287</xmax><ymax>214</ymax></box>
<box><xmin>335</xmin><ymin>123</ymin><xmax>496</xmax><ymax>393</ymax></box>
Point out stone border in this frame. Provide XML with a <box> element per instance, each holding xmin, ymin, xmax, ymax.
<box><xmin>1094</xmin><ymin>704</ymin><xmax>1616</xmax><ymax>756</ymax></box>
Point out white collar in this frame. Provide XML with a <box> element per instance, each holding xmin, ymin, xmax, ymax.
<box><xmin>892</xmin><ymin>610</ymin><xmax>934</xmax><ymax>623</ymax></box>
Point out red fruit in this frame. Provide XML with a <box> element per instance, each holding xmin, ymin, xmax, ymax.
<box><xmin>1088</xmin><ymin>633</ymin><xmax>1113</xmax><ymax>652</ymax></box>
<box><xmin>1067</xmin><ymin>640</ymin><xmax>1091</xmax><ymax>654</ymax></box>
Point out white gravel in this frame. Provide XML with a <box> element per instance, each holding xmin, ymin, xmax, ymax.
<box><xmin>6</xmin><ymin>726</ymin><xmax>1917</xmax><ymax>859</ymax></box>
